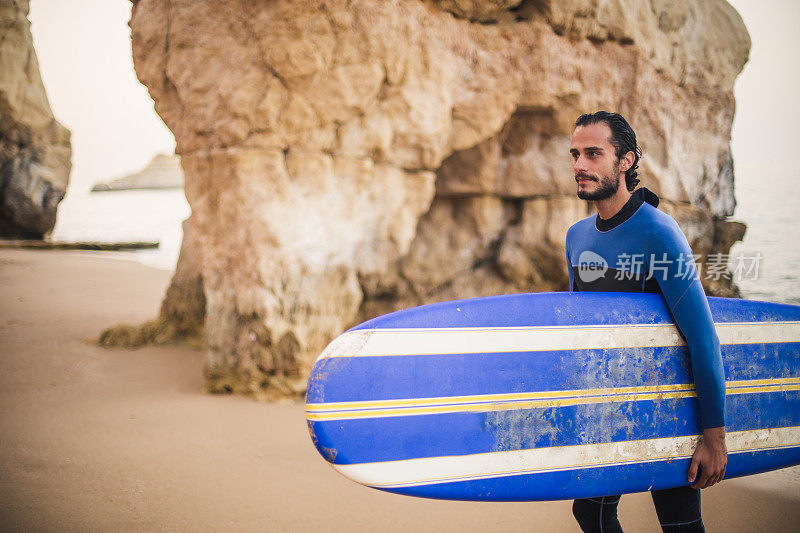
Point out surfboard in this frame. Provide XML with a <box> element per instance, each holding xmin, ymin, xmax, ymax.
<box><xmin>305</xmin><ymin>292</ymin><xmax>800</xmax><ymax>501</ymax></box>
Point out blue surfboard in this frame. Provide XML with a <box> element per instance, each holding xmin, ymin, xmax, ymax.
<box><xmin>305</xmin><ymin>292</ymin><xmax>800</xmax><ymax>501</ymax></box>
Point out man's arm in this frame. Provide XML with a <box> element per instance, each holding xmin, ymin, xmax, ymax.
<box><xmin>666</xmin><ymin>280</ymin><xmax>727</xmax><ymax>488</ymax></box>
<box><xmin>652</xmin><ymin>223</ymin><xmax>727</xmax><ymax>488</ymax></box>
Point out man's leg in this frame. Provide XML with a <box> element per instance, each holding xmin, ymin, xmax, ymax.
<box><xmin>650</xmin><ymin>486</ymin><xmax>704</xmax><ymax>532</ymax></box>
<box><xmin>572</xmin><ymin>495</ymin><xmax>623</xmax><ymax>533</ymax></box>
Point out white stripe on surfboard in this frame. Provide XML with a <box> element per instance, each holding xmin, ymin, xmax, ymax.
<box><xmin>332</xmin><ymin>426</ymin><xmax>800</xmax><ymax>489</ymax></box>
<box><xmin>305</xmin><ymin>377</ymin><xmax>800</xmax><ymax>421</ymax></box>
<box><xmin>318</xmin><ymin>321</ymin><xmax>800</xmax><ymax>360</ymax></box>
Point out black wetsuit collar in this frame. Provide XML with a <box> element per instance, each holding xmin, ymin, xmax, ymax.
<box><xmin>595</xmin><ymin>187</ymin><xmax>659</xmax><ymax>231</ymax></box>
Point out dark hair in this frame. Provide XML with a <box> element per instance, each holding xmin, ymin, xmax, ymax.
<box><xmin>575</xmin><ymin>111</ymin><xmax>642</xmax><ymax>192</ymax></box>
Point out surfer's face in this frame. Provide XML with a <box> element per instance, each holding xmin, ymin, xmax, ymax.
<box><xmin>570</xmin><ymin>123</ymin><xmax>625</xmax><ymax>201</ymax></box>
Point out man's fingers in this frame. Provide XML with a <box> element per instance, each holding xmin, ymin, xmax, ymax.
<box><xmin>688</xmin><ymin>428</ymin><xmax>728</xmax><ymax>489</ymax></box>
<box><xmin>694</xmin><ymin>463</ymin><xmax>727</xmax><ymax>489</ymax></box>
<box><xmin>692</xmin><ymin>468</ymin><xmax>712</xmax><ymax>489</ymax></box>
<box><xmin>709</xmin><ymin>461</ymin><xmax>727</xmax><ymax>487</ymax></box>
<box><xmin>687</xmin><ymin>456</ymin><xmax>699</xmax><ymax>483</ymax></box>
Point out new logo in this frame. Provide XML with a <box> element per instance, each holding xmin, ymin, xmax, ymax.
<box><xmin>577</xmin><ymin>250</ymin><xmax>608</xmax><ymax>283</ymax></box>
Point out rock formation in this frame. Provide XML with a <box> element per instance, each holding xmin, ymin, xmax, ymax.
<box><xmin>0</xmin><ymin>0</ymin><xmax>71</xmax><ymax>239</ymax></box>
<box><xmin>127</xmin><ymin>0</ymin><xmax>750</xmax><ymax>397</ymax></box>
<box><xmin>99</xmin><ymin>216</ymin><xmax>205</xmax><ymax>350</ymax></box>
<box><xmin>91</xmin><ymin>153</ymin><xmax>183</xmax><ymax>191</ymax></box>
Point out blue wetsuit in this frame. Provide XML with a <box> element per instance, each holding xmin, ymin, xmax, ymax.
<box><xmin>565</xmin><ymin>187</ymin><xmax>725</xmax><ymax>428</ymax></box>
<box><xmin>565</xmin><ymin>188</ymin><xmax>725</xmax><ymax>532</ymax></box>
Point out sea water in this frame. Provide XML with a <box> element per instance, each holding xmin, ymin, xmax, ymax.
<box><xmin>729</xmin><ymin>175</ymin><xmax>800</xmax><ymax>305</ymax></box>
<box><xmin>51</xmin><ymin>188</ymin><xmax>190</xmax><ymax>271</ymax></box>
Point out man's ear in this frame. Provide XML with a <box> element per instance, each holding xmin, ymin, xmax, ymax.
<box><xmin>619</xmin><ymin>151</ymin><xmax>635</xmax><ymax>172</ymax></box>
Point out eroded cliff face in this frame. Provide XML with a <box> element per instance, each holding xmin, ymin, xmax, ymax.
<box><xmin>0</xmin><ymin>0</ymin><xmax>71</xmax><ymax>239</ymax></box>
<box><xmin>129</xmin><ymin>0</ymin><xmax>750</xmax><ymax>396</ymax></box>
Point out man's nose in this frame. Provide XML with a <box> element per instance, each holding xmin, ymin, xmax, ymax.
<box><xmin>574</xmin><ymin>155</ymin><xmax>588</xmax><ymax>173</ymax></box>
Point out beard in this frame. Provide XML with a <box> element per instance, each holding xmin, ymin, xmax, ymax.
<box><xmin>576</xmin><ymin>164</ymin><xmax>621</xmax><ymax>201</ymax></box>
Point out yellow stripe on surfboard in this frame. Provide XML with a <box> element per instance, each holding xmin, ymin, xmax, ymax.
<box><xmin>305</xmin><ymin>377</ymin><xmax>800</xmax><ymax>422</ymax></box>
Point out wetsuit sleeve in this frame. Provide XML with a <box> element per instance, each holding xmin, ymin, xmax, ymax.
<box><xmin>565</xmin><ymin>229</ymin><xmax>574</xmax><ymax>292</ymax></box>
<box><xmin>651</xmin><ymin>224</ymin><xmax>726</xmax><ymax>428</ymax></box>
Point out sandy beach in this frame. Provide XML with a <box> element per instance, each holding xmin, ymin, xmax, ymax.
<box><xmin>0</xmin><ymin>248</ymin><xmax>798</xmax><ymax>532</ymax></box>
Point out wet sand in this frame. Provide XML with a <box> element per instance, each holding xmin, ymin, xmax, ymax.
<box><xmin>0</xmin><ymin>248</ymin><xmax>798</xmax><ymax>532</ymax></box>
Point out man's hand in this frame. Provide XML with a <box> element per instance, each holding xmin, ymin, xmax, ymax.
<box><xmin>688</xmin><ymin>426</ymin><xmax>727</xmax><ymax>489</ymax></box>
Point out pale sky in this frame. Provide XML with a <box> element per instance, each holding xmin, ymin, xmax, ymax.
<box><xmin>29</xmin><ymin>0</ymin><xmax>175</xmax><ymax>192</ymax></box>
<box><xmin>27</xmin><ymin>0</ymin><xmax>800</xmax><ymax>201</ymax></box>
<box><xmin>727</xmin><ymin>0</ymin><xmax>800</xmax><ymax>188</ymax></box>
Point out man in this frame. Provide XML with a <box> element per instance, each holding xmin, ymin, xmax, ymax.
<box><xmin>565</xmin><ymin>111</ymin><xmax>727</xmax><ymax>532</ymax></box>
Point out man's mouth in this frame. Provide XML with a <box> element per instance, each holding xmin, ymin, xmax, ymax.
<box><xmin>576</xmin><ymin>174</ymin><xmax>597</xmax><ymax>184</ymax></box>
